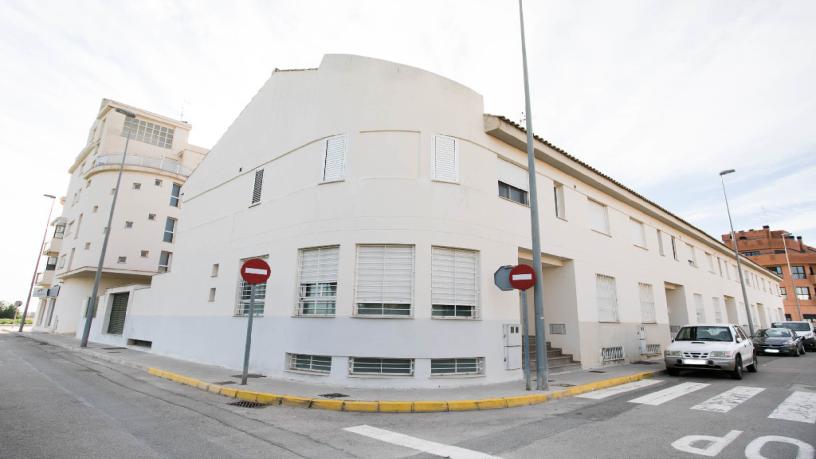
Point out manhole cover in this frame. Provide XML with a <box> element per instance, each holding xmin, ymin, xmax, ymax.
<box><xmin>213</xmin><ymin>381</ymin><xmax>236</xmax><ymax>385</ymax></box>
<box><xmin>230</xmin><ymin>373</ymin><xmax>266</xmax><ymax>379</ymax></box>
<box><xmin>319</xmin><ymin>393</ymin><xmax>350</xmax><ymax>399</ymax></box>
<box><xmin>589</xmin><ymin>370</ymin><xmax>606</xmax><ymax>373</ymax></box>
<box><xmin>229</xmin><ymin>400</ymin><xmax>267</xmax><ymax>409</ymax></box>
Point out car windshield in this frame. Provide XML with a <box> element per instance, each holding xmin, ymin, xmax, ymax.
<box><xmin>757</xmin><ymin>328</ymin><xmax>792</xmax><ymax>337</ymax></box>
<box><xmin>771</xmin><ymin>322</ymin><xmax>810</xmax><ymax>331</ymax></box>
<box><xmin>675</xmin><ymin>326</ymin><xmax>733</xmax><ymax>342</ymax></box>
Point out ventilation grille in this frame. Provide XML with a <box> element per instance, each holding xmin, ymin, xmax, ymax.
<box><xmin>644</xmin><ymin>344</ymin><xmax>661</xmax><ymax>356</ymax></box>
<box><xmin>549</xmin><ymin>323</ymin><xmax>566</xmax><ymax>335</ymax></box>
<box><xmin>601</xmin><ymin>345</ymin><xmax>625</xmax><ymax>363</ymax></box>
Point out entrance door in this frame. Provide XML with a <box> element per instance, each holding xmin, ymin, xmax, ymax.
<box><xmin>107</xmin><ymin>293</ymin><xmax>129</xmax><ymax>335</ymax></box>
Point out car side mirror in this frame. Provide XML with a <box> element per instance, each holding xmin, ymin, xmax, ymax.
<box><xmin>735</xmin><ymin>337</ymin><xmax>742</xmax><ymax>343</ymax></box>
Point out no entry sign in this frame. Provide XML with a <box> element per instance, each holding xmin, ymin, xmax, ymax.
<box><xmin>240</xmin><ymin>258</ymin><xmax>271</xmax><ymax>284</ymax></box>
<box><xmin>509</xmin><ymin>264</ymin><xmax>536</xmax><ymax>290</ymax></box>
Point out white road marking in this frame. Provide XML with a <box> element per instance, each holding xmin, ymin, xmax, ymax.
<box><xmin>768</xmin><ymin>391</ymin><xmax>816</xmax><ymax>424</ymax></box>
<box><xmin>745</xmin><ymin>435</ymin><xmax>815</xmax><ymax>459</ymax></box>
<box><xmin>344</xmin><ymin>425</ymin><xmax>501</xmax><ymax>459</ymax></box>
<box><xmin>577</xmin><ymin>379</ymin><xmax>664</xmax><ymax>399</ymax></box>
<box><xmin>691</xmin><ymin>386</ymin><xmax>765</xmax><ymax>413</ymax></box>
<box><xmin>244</xmin><ymin>267</ymin><xmax>268</xmax><ymax>275</ymax></box>
<box><xmin>671</xmin><ymin>430</ymin><xmax>742</xmax><ymax>457</ymax></box>
<box><xmin>629</xmin><ymin>382</ymin><xmax>709</xmax><ymax>406</ymax></box>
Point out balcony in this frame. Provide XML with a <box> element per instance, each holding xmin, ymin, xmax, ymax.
<box><xmin>87</xmin><ymin>154</ymin><xmax>192</xmax><ymax>177</ymax></box>
<box><xmin>43</xmin><ymin>236</ymin><xmax>62</xmax><ymax>255</ymax></box>
<box><xmin>36</xmin><ymin>270</ymin><xmax>55</xmax><ymax>287</ymax></box>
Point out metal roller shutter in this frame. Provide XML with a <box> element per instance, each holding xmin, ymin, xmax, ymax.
<box><xmin>107</xmin><ymin>292</ymin><xmax>129</xmax><ymax>335</ymax></box>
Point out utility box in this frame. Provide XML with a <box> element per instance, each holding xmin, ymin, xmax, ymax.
<box><xmin>503</xmin><ymin>323</ymin><xmax>522</xmax><ymax>370</ymax></box>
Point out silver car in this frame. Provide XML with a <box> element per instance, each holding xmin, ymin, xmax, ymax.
<box><xmin>664</xmin><ymin>324</ymin><xmax>758</xmax><ymax>379</ymax></box>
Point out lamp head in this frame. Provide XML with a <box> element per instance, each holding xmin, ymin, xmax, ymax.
<box><xmin>719</xmin><ymin>169</ymin><xmax>736</xmax><ymax>176</ymax></box>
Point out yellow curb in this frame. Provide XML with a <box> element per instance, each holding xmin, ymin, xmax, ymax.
<box><xmin>343</xmin><ymin>400</ymin><xmax>379</xmax><ymax>412</ymax></box>
<box><xmin>378</xmin><ymin>401</ymin><xmax>413</xmax><ymax>413</ymax></box>
<box><xmin>256</xmin><ymin>393</ymin><xmax>282</xmax><ymax>405</ymax></box>
<box><xmin>447</xmin><ymin>400</ymin><xmax>478</xmax><ymax>411</ymax></box>
<box><xmin>220</xmin><ymin>387</ymin><xmax>238</xmax><ymax>398</ymax></box>
<box><xmin>208</xmin><ymin>384</ymin><xmax>223</xmax><ymax>395</ymax></box>
<box><xmin>311</xmin><ymin>399</ymin><xmax>345</xmax><ymax>411</ymax></box>
<box><xmin>236</xmin><ymin>390</ymin><xmax>260</xmax><ymax>403</ymax></box>
<box><xmin>503</xmin><ymin>395</ymin><xmax>534</xmax><ymax>408</ymax></box>
<box><xmin>476</xmin><ymin>398</ymin><xmax>508</xmax><ymax>410</ymax></box>
<box><xmin>413</xmin><ymin>401</ymin><xmax>448</xmax><ymax>413</ymax></box>
<box><xmin>281</xmin><ymin>396</ymin><xmax>313</xmax><ymax>408</ymax></box>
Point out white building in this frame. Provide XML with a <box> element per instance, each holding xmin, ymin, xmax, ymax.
<box><xmin>77</xmin><ymin>55</ymin><xmax>782</xmax><ymax>388</ymax></box>
<box><xmin>33</xmin><ymin>99</ymin><xmax>207</xmax><ymax>334</ymax></box>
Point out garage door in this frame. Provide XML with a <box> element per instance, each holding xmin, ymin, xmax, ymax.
<box><xmin>107</xmin><ymin>292</ymin><xmax>129</xmax><ymax>335</ymax></box>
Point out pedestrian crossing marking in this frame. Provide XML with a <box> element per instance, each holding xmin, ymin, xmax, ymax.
<box><xmin>690</xmin><ymin>386</ymin><xmax>765</xmax><ymax>413</ymax></box>
<box><xmin>344</xmin><ymin>425</ymin><xmax>501</xmax><ymax>459</ymax></box>
<box><xmin>768</xmin><ymin>391</ymin><xmax>816</xmax><ymax>424</ymax></box>
<box><xmin>628</xmin><ymin>382</ymin><xmax>709</xmax><ymax>406</ymax></box>
<box><xmin>577</xmin><ymin>379</ymin><xmax>664</xmax><ymax>399</ymax></box>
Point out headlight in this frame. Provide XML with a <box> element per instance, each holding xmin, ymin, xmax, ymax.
<box><xmin>665</xmin><ymin>350</ymin><xmax>682</xmax><ymax>357</ymax></box>
<box><xmin>709</xmin><ymin>351</ymin><xmax>734</xmax><ymax>358</ymax></box>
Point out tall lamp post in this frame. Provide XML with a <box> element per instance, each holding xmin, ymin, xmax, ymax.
<box><xmin>80</xmin><ymin>107</ymin><xmax>136</xmax><ymax>347</ymax></box>
<box><xmin>517</xmin><ymin>0</ymin><xmax>548</xmax><ymax>390</ymax></box>
<box><xmin>19</xmin><ymin>194</ymin><xmax>57</xmax><ymax>332</ymax></box>
<box><xmin>781</xmin><ymin>232</ymin><xmax>802</xmax><ymax>320</ymax></box>
<box><xmin>719</xmin><ymin>169</ymin><xmax>755</xmax><ymax>336</ymax></box>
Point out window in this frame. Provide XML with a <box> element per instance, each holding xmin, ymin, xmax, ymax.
<box><xmin>791</xmin><ymin>266</ymin><xmax>806</xmax><ymax>279</ymax></box>
<box><xmin>45</xmin><ymin>256</ymin><xmax>58</xmax><ymax>270</ymax></box>
<box><xmin>553</xmin><ymin>182</ymin><xmax>566</xmax><ymax>219</ymax></box>
<box><xmin>251</xmin><ymin>169</ymin><xmax>263</xmax><ymax>205</ymax></box>
<box><xmin>133</xmin><ymin>182</ymin><xmax>141</xmax><ymax>190</ymax></box>
<box><xmin>158</xmin><ymin>251</ymin><xmax>172</xmax><ymax>273</ymax></box>
<box><xmin>75</xmin><ymin>214</ymin><xmax>83</xmax><ymax>239</ymax></box>
<box><xmin>296</xmin><ymin>246</ymin><xmax>339</xmax><ymax>316</ymax></box>
<box><xmin>706</xmin><ymin>253</ymin><xmax>715</xmax><ymax>272</ymax></box>
<box><xmin>694</xmin><ymin>293</ymin><xmax>705</xmax><ymax>323</ymax></box>
<box><xmin>431</xmin><ymin>247</ymin><xmax>479</xmax><ymax>318</ymax></box>
<box><xmin>110</xmin><ymin>188</ymin><xmax>116</xmax><ymax>195</ymax></box>
<box><xmin>211</xmin><ymin>264</ymin><xmax>219</xmax><ymax>277</ymax></box>
<box><xmin>630</xmin><ymin>218</ymin><xmax>646</xmax><ymax>248</ymax></box>
<box><xmin>155</xmin><ymin>178</ymin><xmax>163</xmax><ymax>186</ymax></box>
<box><xmin>288</xmin><ymin>353</ymin><xmax>332</xmax><ymax>374</ymax></box>
<box><xmin>92</xmin><ymin>205</ymin><xmax>99</xmax><ymax>213</ymax></box>
<box><xmin>163</xmin><ymin>217</ymin><xmax>176</xmax><ymax>242</ymax></box>
<box><xmin>148</xmin><ymin>213</ymin><xmax>156</xmax><ymax>221</ymax></box>
<box><xmin>718</xmin><ymin>258</ymin><xmax>724</xmax><ymax>277</ymax></box>
<box><xmin>57</xmin><ymin>254</ymin><xmax>66</xmax><ymax>269</ymax></box>
<box><xmin>671</xmin><ymin>236</ymin><xmax>678</xmax><ymax>260</ymax></box>
<box><xmin>235</xmin><ymin>256</ymin><xmax>267</xmax><ymax>316</ymax></box>
<box><xmin>657</xmin><ymin>230</ymin><xmax>665</xmax><ymax>256</ymax></box>
<box><xmin>712</xmin><ymin>297</ymin><xmax>723</xmax><ymax>322</ymax></box>
<box><xmin>795</xmin><ymin>287</ymin><xmax>811</xmax><ymax>300</ymax></box>
<box><xmin>432</xmin><ymin>135</ymin><xmax>458</xmax><ymax>182</ymax></box>
<box><xmin>431</xmin><ymin>357</ymin><xmax>484</xmax><ymax>376</ymax></box>
<box><xmin>322</xmin><ymin>135</ymin><xmax>346</xmax><ymax>182</ymax></box>
<box><xmin>349</xmin><ymin>357</ymin><xmax>414</xmax><ymax>376</ymax></box>
<box><xmin>117</xmin><ymin>256</ymin><xmax>127</xmax><ymax>264</ymax></box>
<box><xmin>355</xmin><ymin>245</ymin><xmax>414</xmax><ymax>316</ymax></box>
<box><xmin>122</xmin><ymin>116</ymin><xmax>174</xmax><ymax>149</ymax></box>
<box><xmin>768</xmin><ymin>266</ymin><xmax>783</xmax><ymax>276</ymax></box>
<box><xmin>498</xmin><ymin>181</ymin><xmax>528</xmax><ymax>205</ymax></box>
<box><xmin>54</xmin><ymin>224</ymin><xmax>65</xmax><ymax>239</ymax></box>
<box><xmin>780</xmin><ymin>287</ymin><xmax>787</xmax><ymax>297</ymax></box>
<box><xmin>726</xmin><ymin>262</ymin><xmax>732</xmax><ymax>280</ymax></box>
<box><xmin>638</xmin><ymin>283</ymin><xmax>656</xmax><ymax>323</ymax></box>
<box><xmin>140</xmin><ymin>250</ymin><xmax>149</xmax><ymax>258</ymax></box>
<box><xmin>125</xmin><ymin>221</ymin><xmax>134</xmax><ymax>229</ymax></box>
<box><xmin>588</xmin><ymin>199</ymin><xmax>610</xmax><ymax>235</ymax></box>
<box><xmin>741</xmin><ymin>251</ymin><xmax>760</xmax><ymax>257</ymax></box>
<box><xmin>208</xmin><ymin>288</ymin><xmax>216</xmax><ymax>302</ymax></box>
<box><xmin>596</xmin><ymin>274</ymin><xmax>618</xmax><ymax>322</ymax></box>
<box><xmin>686</xmin><ymin>243</ymin><xmax>697</xmax><ymax>267</ymax></box>
<box><xmin>170</xmin><ymin>183</ymin><xmax>181</xmax><ymax>207</ymax></box>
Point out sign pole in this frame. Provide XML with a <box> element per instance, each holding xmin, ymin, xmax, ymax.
<box><xmin>519</xmin><ymin>291</ymin><xmax>532</xmax><ymax>391</ymax></box>
<box><xmin>241</xmin><ymin>283</ymin><xmax>256</xmax><ymax>385</ymax></box>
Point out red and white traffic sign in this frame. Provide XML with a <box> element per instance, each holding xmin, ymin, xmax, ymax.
<box><xmin>240</xmin><ymin>258</ymin><xmax>271</xmax><ymax>284</ymax></box>
<box><xmin>509</xmin><ymin>264</ymin><xmax>536</xmax><ymax>290</ymax></box>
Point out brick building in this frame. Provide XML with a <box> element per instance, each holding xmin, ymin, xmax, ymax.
<box><xmin>723</xmin><ymin>225</ymin><xmax>816</xmax><ymax>320</ymax></box>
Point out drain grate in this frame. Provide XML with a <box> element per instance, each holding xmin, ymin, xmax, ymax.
<box><xmin>230</xmin><ymin>373</ymin><xmax>266</xmax><ymax>379</ymax></box>
<box><xmin>107</xmin><ymin>351</ymin><xmax>122</xmax><ymax>354</ymax></box>
<box><xmin>319</xmin><ymin>393</ymin><xmax>350</xmax><ymax>399</ymax></box>
<box><xmin>589</xmin><ymin>370</ymin><xmax>606</xmax><ymax>373</ymax></box>
<box><xmin>229</xmin><ymin>400</ymin><xmax>267</xmax><ymax>409</ymax></box>
<box><xmin>553</xmin><ymin>383</ymin><xmax>576</xmax><ymax>387</ymax></box>
<box><xmin>631</xmin><ymin>360</ymin><xmax>657</xmax><ymax>365</ymax></box>
<box><xmin>102</xmin><ymin>347</ymin><xmax>127</xmax><ymax>350</ymax></box>
<box><xmin>213</xmin><ymin>381</ymin><xmax>236</xmax><ymax>385</ymax></box>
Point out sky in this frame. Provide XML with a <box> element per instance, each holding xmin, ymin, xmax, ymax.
<box><xmin>0</xmin><ymin>0</ymin><xmax>814</xmax><ymax>302</ymax></box>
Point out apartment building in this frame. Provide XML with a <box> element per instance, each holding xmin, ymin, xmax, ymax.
<box><xmin>32</xmin><ymin>99</ymin><xmax>207</xmax><ymax>334</ymax></box>
<box><xmin>76</xmin><ymin>55</ymin><xmax>781</xmax><ymax>388</ymax></box>
<box><xmin>723</xmin><ymin>226</ymin><xmax>816</xmax><ymax>320</ymax></box>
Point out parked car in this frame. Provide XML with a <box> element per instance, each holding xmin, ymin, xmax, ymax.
<box><xmin>664</xmin><ymin>324</ymin><xmax>757</xmax><ymax>379</ymax></box>
<box><xmin>770</xmin><ymin>321</ymin><xmax>816</xmax><ymax>351</ymax></box>
<box><xmin>752</xmin><ymin>328</ymin><xmax>805</xmax><ymax>356</ymax></box>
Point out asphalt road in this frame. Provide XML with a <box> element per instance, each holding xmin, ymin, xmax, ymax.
<box><xmin>2</xmin><ymin>331</ymin><xmax>815</xmax><ymax>458</ymax></box>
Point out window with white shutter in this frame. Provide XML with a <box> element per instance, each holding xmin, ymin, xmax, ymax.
<box><xmin>596</xmin><ymin>274</ymin><xmax>618</xmax><ymax>322</ymax></box>
<box><xmin>694</xmin><ymin>293</ymin><xmax>705</xmax><ymax>323</ymax></box>
<box><xmin>296</xmin><ymin>246</ymin><xmax>339</xmax><ymax>316</ymax></box>
<box><xmin>355</xmin><ymin>245</ymin><xmax>414</xmax><ymax>316</ymax></box>
<box><xmin>589</xmin><ymin>199</ymin><xmax>610</xmax><ymax>235</ymax></box>
<box><xmin>712</xmin><ymin>297</ymin><xmax>723</xmax><ymax>322</ymax></box>
<box><xmin>631</xmin><ymin>218</ymin><xmax>646</xmax><ymax>248</ymax></box>
<box><xmin>638</xmin><ymin>282</ymin><xmax>656</xmax><ymax>323</ymax></box>
<box><xmin>432</xmin><ymin>135</ymin><xmax>458</xmax><ymax>182</ymax></box>
<box><xmin>251</xmin><ymin>169</ymin><xmax>263</xmax><ymax>205</ymax></box>
<box><xmin>431</xmin><ymin>247</ymin><xmax>479</xmax><ymax>318</ymax></box>
<box><xmin>322</xmin><ymin>135</ymin><xmax>346</xmax><ymax>182</ymax></box>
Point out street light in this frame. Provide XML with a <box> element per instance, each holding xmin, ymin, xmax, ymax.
<box><xmin>19</xmin><ymin>194</ymin><xmax>57</xmax><ymax>332</ymax></box>
<box><xmin>781</xmin><ymin>231</ymin><xmax>802</xmax><ymax>320</ymax></box>
<box><xmin>80</xmin><ymin>107</ymin><xmax>136</xmax><ymax>347</ymax></box>
<box><xmin>719</xmin><ymin>169</ymin><xmax>755</xmax><ymax>336</ymax></box>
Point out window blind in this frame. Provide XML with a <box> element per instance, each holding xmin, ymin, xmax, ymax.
<box><xmin>323</xmin><ymin>135</ymin><xmax>346</xmax><ymax>182</ymax></box>
<box><xmin>433</xmin><ymin>135</ymin><xmax>458</xmax><ymax>182</ymax></box>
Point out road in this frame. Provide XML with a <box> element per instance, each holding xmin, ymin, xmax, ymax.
<box><xmin>1</xmin><ymin>331</ymin><xmax>814</xmax><ymax>458</ymax></box>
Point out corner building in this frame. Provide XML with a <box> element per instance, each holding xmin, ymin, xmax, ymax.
<box><xmin>80</xmin><ymin>55</ymin><xmax>782</xmax><ymax>388</ymax></box>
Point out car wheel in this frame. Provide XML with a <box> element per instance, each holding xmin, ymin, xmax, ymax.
<box><xmin>731</xmin><ymin>356</ymin><xmax>743</xmax><ymax>380</ymax></box>
<box><xmin>800</xmin><ymin>344</ymin><xmax>806</xmax><ymax>355</ymax></box>
<box><xmin>747</xmin><ymin>353</ymin><xmax>758</xmax><ymax>373</ymax></box>
<box><xmin>667</xmin><ymin>368</ymin><xmax>680</xmax><ymax>376</ymax></box>
<box><xmin>794</xmin><ymin>347</ymin><xmax>801</xmax><ymax>357</ymax></box>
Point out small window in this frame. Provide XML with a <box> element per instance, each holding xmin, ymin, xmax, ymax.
<box><xmin>686</xmin><ymin>243</ymin><xmax>697</xmax><ymax>267</ymax></box>
<box><xmin>596</xmin><ymin>274</ymin><xmax>618</xmax><ymax>322</ymax></box>
<box><xmin>768</xmin><ymin>266</ymin><xmax>782</xmax><ymax>276</ymax></box>
<box><xmin>588</xmin><ymin>199</ymin><xmax>610</xmax><ymax>235</ymax></box>
<box><xmin>170</xmin><ymin>183</ymin><xmax>181</xmax><ymax>207</ymax></box>
<box><xmin>92</xmin><ymin>205</ymin><xmax>99</xmax><ymax>213</ymax></box>
<box><xmin>84</xmin><ymin>242</ymin><xmax>90</xmax><ymax>250</ymax></box>
<box><xmin>322</xmin><ymin>135</ymin><xmax>346</xmax><ymax>182</ymax></box>
<box><xmin>718</xmin><ymin>258</ymin><xmax>724</xmax><ymax>277</ymax></box>
<box><xmin>432</xmin><ymin>135</ymin><xmax>458</xmax><ymax>182</ymax></box>
<box><xmin>54</xmin><ymin>224</ymin><xmax>66</xmax><ymax>239</ymax></box>
<box><xmin>125</xmin><ymin>221</ymin><xmax>134</xmax><ymax>229</ymax></box>
<box><xmin>354</xmin><ymin>245</ymin><xmax>414</xmax><ymax>317</ymax></box>
<box><xmin>712</xmin><ymin>297</ymin><xmax>723</xmax><ymax>323</ymax></box>
<box><xmin>795</xmin><ymin>287</ymin><xmax>811</xmax><ymax>300</ymax></box>
<box><xmin>208</xmin><ymin>288</ymin><xmax>216</xmax><ymax>302</ymax></box>
<box><xmin>117</xmin><ymin>256</ymin><xmax>127</xmax><ymax>264</ymax></box>
<box><xmin>140</xmin><ymin>250</ymin><xmax>149</xmax><ymax>258</ymax></box>
<box><xmin>630</xmin><ymin>218</ymin><xmax>646</xmax><ymax>248</ymax></box>
<box><xmin>553</xmin><ymin>182</ymin><xmax>566</xmax><ymax>219</ymax></box>
<box><xmin>110</xmin><ymin>188</ymin><xmax>116</xmax><ymax>195</ymax></box>
<box><xmin>431</xmin><ymin>247</ymin><xmax>479</xmax><ymax>318</ymax></box>
<box><xmin>349</xmin><ymin>357</ymin><xmax>414</xmax><ymax>376</ymax></box>
<box><xmin>639</xmin><ymin>283</ymin><xmax>656</xmax><ymax>323</ymax></box>
<box><xmin>148</xmin><ymin>213</ymin><xmax>156</xmax><ymax>220</ymax></box>
<box><xmin>671</xmin><ymin>236</ymin><xmax>678</xmax><ymax>260</ymax></box>
<box><xmin>133</xmin><ymin>183</ymin><xmax>141</xmax><ymax>190</ymax></box>
<box><xmin>211</xmin><ymin>263</ymin><xmax>219</xmax><ymax>277</ymax></box>
<box><xmin>791</xmin><ymin>266</ymin><xmax>806</xmax><ymax>279</ymax></box>
<box><xmin>780</xmin><ymin>287</ymin><xmax>787</xmax><ymax>298</ymax></box>
<box><xmin>706</xmin><ymin>253</ymin><xmax>715</xmax><ymax>272</ymax></box>
<box><xmin>288</xmin><ymin>353</ymin><xmax>332</xmax><ymax>374</ymax></box>
<box><xmin>155</xmin><ymin>178</ymin><xmax>163</xmax><ymax>186</ymax></box>
<box><xmin>163</xmin><ymin>217</ymin><xmax>176</xmax><ymax>242</ymax></box>
<box><xmin>296</xmin><ymin>246</ymin><xmax>339</xmax><ymax>316</ymax></box>
<box><xmin>694</xmin><ymin>293</ymin><xmax>705</xmax><ymax>323</ymax></box>
<box><xmin>498</xmin><ymin>181</ymin><xmax>528</xmax><ymax>205</ymax></box>
<box><xmin>235</xmin><ymin>256</ymin><xmax>267</xmax><ymax>316</ymax></box>
<box><xmin>250</xmin><ymin>169</ymin><xmax>264</xmax><ymax>205</ymax></box>
<box><xmin>431</xmin><ymin>357</ymin><xmax>484</xmax><ymax>376</ymax></box>
<box><xmin>657</xmin><ymin>230</ymin><xmax>665</xmax><ymax>256</ymax></box>
<box><xmin>158</xmin><ymin>251</ymin><xmax>172</xmax><ymax>273</ymax></box>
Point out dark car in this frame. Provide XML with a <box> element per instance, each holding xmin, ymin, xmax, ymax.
<box><xmin>753</xmin><ymin>328</ymin><xmax>805</xmax><ymax>356</ymax></box>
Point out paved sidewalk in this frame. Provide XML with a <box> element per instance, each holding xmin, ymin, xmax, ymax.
<box><xmin>13</xmin><ymin>330</ymin><xmax>665</xmax><ymax>407</ymax></box>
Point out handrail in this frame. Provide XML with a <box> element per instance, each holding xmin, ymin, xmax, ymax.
<box><xmin>89</xmin><ymin>154</ymin><xmax>192</xmax><ymax>177</ymax></box>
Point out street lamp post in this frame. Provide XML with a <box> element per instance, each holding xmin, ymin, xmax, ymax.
<box><xmin>19</xmin><ymin>194</ymin><xmax>57</xmax><ymax>332</ymax></box>
<box><xmin>80</xmin><ymin>108</ymin><xmax>136</xmax><ymax>347</ymax></box>
<box><xmin>719</xmin><ymin>169</ymin><xmax>755</xmax><ymax>336</ymax></box>
<box><xmin>781</xmin><ymin>232</ymin><xmax>802</xmax><ymax>320</ymax></box>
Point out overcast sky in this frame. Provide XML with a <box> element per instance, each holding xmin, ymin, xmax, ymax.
<box><xmin>1</xmin><ymin>0</ymin><xmax>814</xmax><ymax>302</ymax></box>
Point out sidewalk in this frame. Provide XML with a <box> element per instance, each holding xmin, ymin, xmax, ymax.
<box><xmin>14</xmin><ymin>331</ymin><xmax>666</xmax><ymax>412</ymax></box>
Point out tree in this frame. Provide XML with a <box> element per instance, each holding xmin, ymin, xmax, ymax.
<box><xmin>0</xmin><ymin>301</ymin><xmax>20</xmax><ymax>319</ymax></box>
